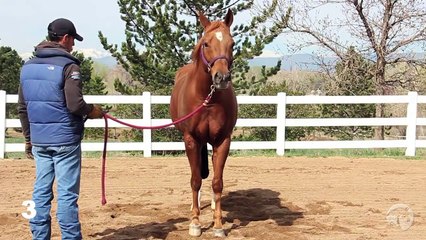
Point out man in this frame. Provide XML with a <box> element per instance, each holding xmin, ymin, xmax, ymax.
<box><xmin>18</xmin><ymin>18</ymin><xmax>104</xmax><ymax>239</ymax></box>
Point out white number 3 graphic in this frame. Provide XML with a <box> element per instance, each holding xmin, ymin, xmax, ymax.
<box><xmin>22</xmin><ymin>200</ymin><xmax>36</xmax><ymax>219</ymax></box>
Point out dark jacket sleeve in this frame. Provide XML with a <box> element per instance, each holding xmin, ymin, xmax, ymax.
<box><xmin>17</xmin><ymin>85</ymin><xmax>31</xmax><ymax>142</ymax></box>
<box><xmin>63</xmin><ymin>64</ymin><xmax>93</xmax><ymax>116</ymax></box>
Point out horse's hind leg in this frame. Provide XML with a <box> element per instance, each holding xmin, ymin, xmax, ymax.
<box><xmin>184</xmin><ymin>134</ymin><xmax>203</xmax><ymax>236</ymax></box>
<box><xmin>211</xmin><ymin>137</ymin><xmax>231</xmax><ymax>237</ymax></box>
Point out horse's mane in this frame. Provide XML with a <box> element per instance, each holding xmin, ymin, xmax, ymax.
<box><xmin>191</xmin><ymin>21</ymin><xmax>230</xmax><ymax>63</ymax></box>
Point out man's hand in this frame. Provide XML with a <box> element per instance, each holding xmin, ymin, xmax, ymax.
<box><xmin>25</xmin><ymin>142</ymin><xmax>34</xmax><ymax>159</ymax></box>
<box><xmin>87</xmin><ymin>104</ymin><xmax>104</xmax><ymax>119</ymax></box>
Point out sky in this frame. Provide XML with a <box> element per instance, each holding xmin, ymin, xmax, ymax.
<box><xmin>1</xmin><ymin>1</ymin><xmax>425</xmax><ymax>61</ymax></box>
<box><xmin>0</xmin><ymin>0</ymin><xmax>287</xmax><ymax>60</ymax></box>
<box><xmin>0</xmin><ymin>0</ymin><xmax>126</xmax><ymax>59</ymax></box>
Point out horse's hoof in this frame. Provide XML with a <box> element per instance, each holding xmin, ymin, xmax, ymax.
<box><xmin>189</xmin><ymin>223</ymin><xmax>202</xmax><ymax>237</ymax></box>
<box><xmin>213</xmin><ymin>228</ymin><xmax>226</xmax><ymax>238</ymax></box>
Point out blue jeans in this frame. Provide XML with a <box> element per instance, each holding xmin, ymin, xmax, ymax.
<box><xmin>30</xmin><ymin>144</ymin><xmax>82</xmax><ymax>240</ymax></box>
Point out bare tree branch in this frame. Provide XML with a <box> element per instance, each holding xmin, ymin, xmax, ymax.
<box><xmin>274</xmin><ymin>0</ymin><xmax>426</xmax><ymax>140</ymax></box>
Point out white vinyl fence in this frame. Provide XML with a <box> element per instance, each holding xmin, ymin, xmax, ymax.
<box><xmin>1</xmin><ymin>90</ymin><xmax>426</xmax><ymax>158</ymax></box>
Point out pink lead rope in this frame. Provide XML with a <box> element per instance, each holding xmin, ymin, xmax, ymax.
<box><xmin>100</xmin><ymin>87</ymin><xmax>215</xmax><ymax>205</ymax></box>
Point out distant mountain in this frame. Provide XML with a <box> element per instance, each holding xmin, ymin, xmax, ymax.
<box><xmin>92</xmin><ymin>54</ymin><xmax>331</xmax><ymax>71</ymax></box>
<box><xmin>250</xmin><ymin>54</ymin><xmax>338</xmax><ymax>71</ymax></box>
<box><xmin>93</xmin><ymin>56</ymin><xmax>118</xmax><ymax>68</ymax></box>
<box><xmin>393</xmin><ymin>52</ymin><xmax>425</xmax><ymax>61</ymax></box>
<box><xmin>92</xmin><ymin>52</ymin><xmax>425</xmax><ymax>71</ymax></box>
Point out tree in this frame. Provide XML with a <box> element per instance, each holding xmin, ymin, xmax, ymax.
<box><xmin>97</xmin><ymin>0</ymin><xmax>292</xmax><ymax>154</ymax></box>
<box><xmin>277</xmin><ymin>0</ymin><xmax>426</xmax><ymax>139</ymax></box>
<box><xmin>73</xmin><ymin>52</ymin><xmax>109</xmax><ymax>95</ymax></box>
<box><xmin>0</xmin><ymin>46</ymin><xmax>23</xmax><ymax>118</ymax></box>
<box><xmin>321</xmin><ymin>47</ymin><xmax>376</xmax><ymax>140</ymax></box>
<box><xmin>99</xmin><ymin>0</ymin><xmax>291</xmax><ymax>95</ymax></box>
<box><xmin>73</xmin><ymin>52</ymin><xmax>109</xmax><ymax>139</ymax></box>
<box><xmin>237</xmin><ymin>81</ymin><xmax>315</xmax><ymax>142</ymax></box>
<box><xmin>0</xmin><ymin>46</ymin><xmax>23</xmax><ymax>94</ymax></box>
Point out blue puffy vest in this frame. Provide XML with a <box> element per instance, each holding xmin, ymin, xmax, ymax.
<box><xmin>20</xmin><ymin>48</ymin><xmax>84</xmax><ymax>146</ymax></box>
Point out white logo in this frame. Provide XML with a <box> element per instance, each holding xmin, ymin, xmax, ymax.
<box><xmin>47</xmin><ymin>66</ymin><xmax>55</xmax><ymax>70</ymax></box>
<box><xmin>386</xmin><ymin>204</ymin><xmax>414</xmax><ymax>231</ymax></box>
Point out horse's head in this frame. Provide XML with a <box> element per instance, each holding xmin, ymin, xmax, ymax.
<box><xmin>193</xmin><ymin>10</ymin><xmax>234</xmax><ymax>90</ymax></box>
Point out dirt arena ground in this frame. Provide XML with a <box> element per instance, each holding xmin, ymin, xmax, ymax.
<box><xmin>1</xmin><ymin>156</ymin><xmax>425</xmax><ymax>240</ymax></box>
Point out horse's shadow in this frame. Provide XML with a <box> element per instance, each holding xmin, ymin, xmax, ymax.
<box><xmin>90</xmin><ymin>188</ymin><xmax>303</xmax><ymax>239</ymax></box>
<box><xmin>220</xmin><ymin>188</ymin><xmax>304</xmax><ymax>230</ymax></box>
<box><xmin>89</xmin><ymin>217</ymin><xmax>188</xmax><ymax>240</ymax></box>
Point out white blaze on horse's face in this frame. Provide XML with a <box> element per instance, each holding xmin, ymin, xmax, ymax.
<box><xmin>210</xmin><ymin>30</ymin><xmax>232</xmax><ymax>90</ymax></box>
<box><xmin>215</xmin><ymin>32</ymin><xmax>223</xmax><ymax>42</ymax></box>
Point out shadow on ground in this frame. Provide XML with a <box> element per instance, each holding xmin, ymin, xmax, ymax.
<box><xmin>89</xmin><ymin>217</ymin><xmax>188</xmax><ymax>240</ymax></box>
<box><xmin>90</xmin><ymin>188</ymin><xmax>303</xmax><ymax>239</ymax></box>
<box><xmin>221</xmin><ymin>188</ymin><xmax>304</xmax><ymax>228</ymax></box>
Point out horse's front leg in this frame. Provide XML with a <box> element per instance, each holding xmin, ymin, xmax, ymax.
<box><xmin>184</xmin><ymin>134</ymin><xmax>203</xmax><ymax>237</ymax></box>
<box><xmin>211</xmin><ymin>137</ymin><xmax>231</xmax><ymax>237</ymax></box>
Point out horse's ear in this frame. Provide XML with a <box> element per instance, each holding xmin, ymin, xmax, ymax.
<box><xmin>224</xmin><ymin>9</ymin><xmax>233</xmax><ymax>27</ymax></box>
<box><xmin>198</xmin><ymin>11</ymin><xmax>211</xmax><ymax>29</ymax></box>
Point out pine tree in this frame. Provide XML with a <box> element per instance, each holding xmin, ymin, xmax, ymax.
<box><xmin>99</xmin><ymin>0</ymin><xmax>291</xmax><ymax>95</ymax></box>
<box><xmin>237</xmin><ymin>80</ymin><xmax>313</xmax><ymax>142</ymax></box>
<box><xmin>0</xmin><ymin>46</ymin><xmax>23</xmax><ymax>118</ymax></box>
<box><xmin>73</xmin><ymin>52</ymin><xmax>108</xmax><ymax>95</ymax></box>
<box><xmin>321</xmin><ymin>47</ymin><xmax>376</xmax><ymax>140</ymax></box>
<box><xmin>73</xmin><ymin>52</ymin><xmax>109</xmax><ymax>139</ymax></box>
<box><xmin>0</xmin><ymin>46</ymin><xmax>23</xmax><ymax>94</ymax></box>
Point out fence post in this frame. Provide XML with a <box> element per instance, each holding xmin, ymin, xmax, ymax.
<box><xmin>142</xmin><ymin>92</ymin><xmax>152</xmax><ymax>157</ymax></box>
<box><xmin>276</xmin><ymin>92</ymin><xmax>286</xmax><ymax>156</ymax></box>
<box><xmin>405</xmin><ymin>91</ymin><xmax>418</xmax><ymax>156</ymax></box>
<box><xmin>0</xmin><ymin>90</ymin><xmax>6</xmax><ymax>159</ymax></box>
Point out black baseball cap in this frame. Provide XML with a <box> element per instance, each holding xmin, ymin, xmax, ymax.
<box><xmin>47</xmin><ymin>18</ymin><xmax>83</xmax><ymax>41</ymax></box>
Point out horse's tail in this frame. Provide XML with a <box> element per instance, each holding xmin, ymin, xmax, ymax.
<box><xmin>201</xmin><ymin>144</ymin><xmax>209</xmax><ymax>179</ymax></box>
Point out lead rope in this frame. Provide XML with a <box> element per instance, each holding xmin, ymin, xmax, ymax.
<box><xmin>100</xmin><ymin>86</ymin><xmax>215</xmax><ymax>205</ymax></box>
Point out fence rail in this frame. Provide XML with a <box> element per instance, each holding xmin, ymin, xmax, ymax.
<box><xmin>1</xmin><ymin>90</ymin><xmax>425</xmax><ymax>158</ymax></box>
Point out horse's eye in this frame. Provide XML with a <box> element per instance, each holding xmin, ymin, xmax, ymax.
<box><xmin>203</xmin><ymin>42</ymin><xmax>209</xmax><ymax>48</ymax></box>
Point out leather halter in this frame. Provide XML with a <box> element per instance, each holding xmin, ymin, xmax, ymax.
<box><xmin>200</xmin><ymin>43</ymin><xmax>231</xmax><ymax>72</ymax></box>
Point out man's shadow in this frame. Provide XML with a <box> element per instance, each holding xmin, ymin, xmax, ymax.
<box><xmin>220</xmin><ymin>188</ymin><xmax>304</xmax><ymax>229</ymax></box>
<box><xmin>89</xmin><ymin>217</ymin><xmax>188</xmax><ymax>240</ymax></box>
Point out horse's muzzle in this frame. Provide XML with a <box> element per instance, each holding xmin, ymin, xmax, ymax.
<box><xmin>213</xmin><ymin>72</ymin><xmax>231</xmax><ymax>89</ymax></box>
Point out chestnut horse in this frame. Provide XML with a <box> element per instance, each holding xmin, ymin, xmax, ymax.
<box><xmin>170</xmin><ymin>9</ymin><xmax>237</xmax><ymax>237</ymax></box>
